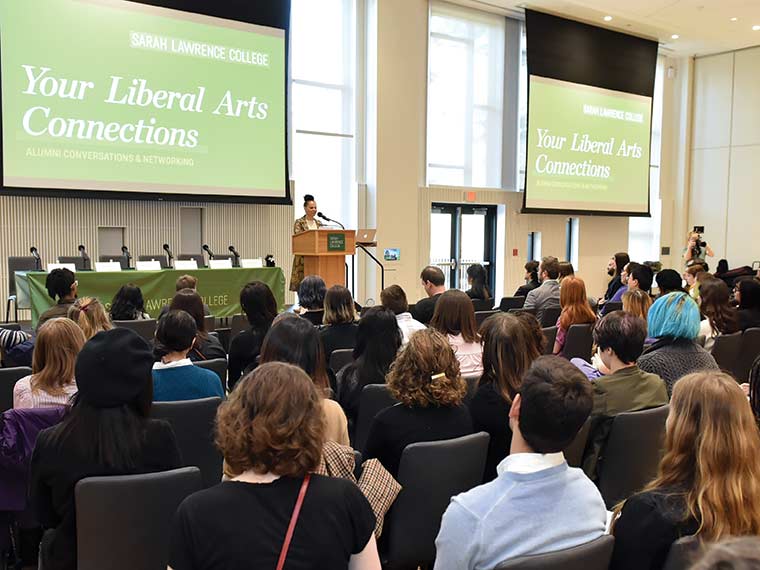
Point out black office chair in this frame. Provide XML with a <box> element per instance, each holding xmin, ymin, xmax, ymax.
<box><xmin>329</xmin><ymin>348</ymin><xmax>354</xmax><ymax>375</ymax></box>
<box><xmin>602</xmin><ymin>301</ymin><xmax>623</xmax><ymax>313</ymax></box>
<box><xmin>662</xmin><ymin>535</ymin><xmax>702</xmax><ymax>570</ymax></box>
<box><xmin>736</xmin><ymin>328</ymin><xmax>760</xmax><ymax>382</ymax></box>
<box><xmin>0</xmin><ymin>323</ymin><xmax>21</xmax><ymax>331</ymax></box>
<box><xmin>57</xmin><ymin>256</ymin><xmax>90</xmax><ymax>271</ymax></box>
<box><xmin>508</xmin><ymin>307</ymin><xmax>536</xmax><ymax>315</ymax></box>
<box><xmin>177</xmin><ymin>253</ymin><xmax>205</xmax><ymax>268</ymax></box>
<box><xmin>711</xmin><ymin>331</ymin><xmax>742</xmax><ymax>377</ymax></box>
<box><xmin>562</xmin><ymin>324</ymin><xmax>594</xmax><ymax>361</ymax></box>
<box><xmin>353</xmin><ymin>384</ymin><xmax>398</xmax><ymax>451</ymax></box>
<box><xmin>539</xmin><ymin>306</ymin><xmax>562</xmax><ymax>328</ymax></box>
<box><xmin>381</xmin><ymin>432</ymin><xmax>489</xmax><ymax>568</ymax></box>
<box><xmin>112</xmin><ymin>319</ymin><xmax>157</xmax><ymax>342</ymax></box>
<box><xmin>203</xmin><ymin>315</ymin><xmax>216</xmax><ymax>332</ymax></box>
<box><xmin>0</xmin><ymin>366</ymin><xmax>32</xmax><ymax>412</ymax></box>
<box><xmin>137</xmin><ymin>254</ymin><xmax>170</xmax><ymax>269</ymax></box>
<box><xmin>499</xmin><ymin>296</ymin><xmax>525</xmax><ymax>311</ymax></box>
<box><xmin>472</xmin><ymin>298</ymin><xmax>495</xmax><ymax>312</ymax></box>
<box><xmin>6</xmin><ymin>256</ymin><xmax>39</xmax><ymax>323</ymax></box>
<box><xmin>542</xmin><ymin>326</ymin><xmax>558</xmax><ymax>355</ymax></box>
<box><xmin>74</xmin><ymin>467</ymin><xmax>202</xmax><ymax>570</ymax></box>
<box><xmin>493</xmin><ymin>534</ymin><xmax>615</xmax><ymax>570</ymax></box>
<box><xmin>475</xmin><ymin>310</ymin><xmax>499</xmax><ymax>327</ymax></box>
<box><xmin>597</xmin><ymin>405</ymin><xmax>669</xmax><ymax>508</ymax></box>
<box><xmin>151</xmin><ymin>398</ymin><xmax>223</xmax><ymax>488</ymax></box>
<box><xmin>563</xmin><ymin>418</ymin><xmax>591</xmax><ymax>468</ymax></box>
<box><xmin>97</xmin><ymin>254</ymin><xmax>130</xmax><ymax>270</ymax></box>
<box><xmin>193</xmin><ymin>358</ymin><xmax>227</xmax><ymax>392</ymax></box>
<box><xmin>229</xmin><ymin>314</ymin><xmax>249</xmax><ymax>339</ymax></box>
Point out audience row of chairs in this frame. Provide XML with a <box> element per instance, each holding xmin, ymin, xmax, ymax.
<box><xmin>711</xmin><ymin>327</ymin><xmax>760</xmax><ymax>381</ymax></box>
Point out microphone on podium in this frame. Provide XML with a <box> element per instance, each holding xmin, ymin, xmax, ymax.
<box><xmin>317</xmin><ymin>211</ymin><xmax>345</xmax><ymax>230</ymax></box>
<box><xmin>30</xmin><ymin>246</ymin><xmax>42</xmax><ymax>271</ymax></box>
<box><xmin>121</xmin><ymin>245</ymin><xmax>132</xmax><ymax>260</ymax></box>
<box><xmin>202</xmin><ymin>244</ymin><xmax>215</xmax><ymax>259</ymax></box>
<box><xmin>228</xmin><ymin>245</ymin><xmax>240</xmax><ymax>267</ymax></box>
<box><xmin>162</xmin><ymin>243</ymin><xmax>174</xmax><ymax>260</ymax></box>
<box><xmin>78</xmin><ymin>244</ymin><xmax>91</xmax><ymax>270</ymax></box>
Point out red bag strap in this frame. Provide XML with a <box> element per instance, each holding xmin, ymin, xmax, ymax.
<box><xmin>276</xmin><ymin>474</ymin><xmax>311</xmax><ymax>570</ymax></box>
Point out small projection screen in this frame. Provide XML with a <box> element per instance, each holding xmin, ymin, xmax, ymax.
<box><xmin>0</xmin><ymin>0</ymin><xmax>290</xmax><ymax>203</ymax></box>
<box><xmin>523</xmin><ymin>10</ymin><xmax>658</xmax><ymax>216</ymax></box>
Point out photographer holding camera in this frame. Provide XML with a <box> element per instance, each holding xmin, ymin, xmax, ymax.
<box><xmin>683</xmin><ymin>227</ymin><xmax>714</xmax><ymax>266</ymax></box>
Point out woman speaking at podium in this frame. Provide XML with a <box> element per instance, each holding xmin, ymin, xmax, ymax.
<box><xmin>290</xmin><ymin>194</ymin><xmax>324</xmax><ymax>292</ymax></box>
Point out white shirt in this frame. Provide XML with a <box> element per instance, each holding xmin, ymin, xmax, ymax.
<box><xmin>498</xmin><ymin>452</ymin><xmax>565</xmax><ymax>475</ymax></box>
<box><xmin>699</xmin><ymin>318</ymin><xmax>718</xmax><ymax>352</ymax></box>
<box><xmin>448</xmin><ymin>333</ymin><xmax>483</xmax><ymax>377</ymax></box>
<box><xmin>306</xmin><ymin>218</ymin><xmax>318</xmax><ymax>230</ymax></box>
<box><xmin>152</xmin><ymin>358</ymin><xmax>193</xmax><ymax>370</ymax></box>
<box><xmin>395</xmin><ymin>312</ymin><xmax>426</xmax><ymax>344</ymax></box>
<box><xmin>13</xmin><ymin>375</ymin><xmax>78</xmax><ymax>409</ymax></box>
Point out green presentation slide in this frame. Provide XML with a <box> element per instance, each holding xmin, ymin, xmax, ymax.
<box><xmin>0</xmin><ymin>0</ymin><xmax>286</xmax><ymax>198</ymax></box>
<box><xmin>525</xmin><ymin>75</ymin><xmax>652</xmax><ymax>214</ymax></box>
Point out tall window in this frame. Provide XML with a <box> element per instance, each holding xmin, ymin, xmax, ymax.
<box><xmin>290</xmin><ymin>0</ymin><xmax>357</xmax><ymax>228</ymax></box>
<box><xmin>427</xmin><ymin>2</ymin><xmax>505</xmax><ymax>188</ymax></box>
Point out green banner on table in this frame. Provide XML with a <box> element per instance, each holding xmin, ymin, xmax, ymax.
<box><xmin>26</xmin><ymin>267</ymin><xmax>285</xmax><ymax>326</ymax></box>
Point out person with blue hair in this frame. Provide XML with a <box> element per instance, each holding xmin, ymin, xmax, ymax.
<box><xmin>637</xmin><ymin>292</ymin><xmax>718</xmax><ymax>395</ymax></box>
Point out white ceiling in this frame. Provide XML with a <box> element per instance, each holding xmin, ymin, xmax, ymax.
<box><xmin>464</xmin><ymin>0</ymin><xmax>760</xmax><ymax>57</ymax></box>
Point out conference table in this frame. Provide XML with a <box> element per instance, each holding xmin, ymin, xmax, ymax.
<box><xmin>16</xmin><ymin>267</ymin><xmax>286</xmax><ymax>327</ymax></box>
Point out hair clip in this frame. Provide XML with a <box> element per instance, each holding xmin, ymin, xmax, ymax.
<box><xmin>431</xmin><ymin>372</ymin><xmax>446</xmax><ymax>380</ymax></box>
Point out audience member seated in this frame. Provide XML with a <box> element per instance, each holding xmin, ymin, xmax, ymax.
<box><xmin>260</xmin><ymin>315</ymin><xmax>349</xmax><ymax>445</ymax></box>
<box><xmin>622</xmin><ymin>289</ymin><xmax>653</xmax><ymax>322</ymax></box>
<box><xmin>168</xmin><ymin>362</ymin><xmax>380</xmax><ymax>570</ymax></box>
<box><xmin>465</xmin><ymin>264</ymin><xmax>491</xmax><ymax>301</ymax></box>
<box><xmin>698</xmin><ymin>279</ymin><xmax>739</xmax><ymax>352</ymax></box>
<box><xmin>469</xmin><ymin>312</ymin><xmax>543</xmax><ymax>481</ymax></box>
<box><xmin>637</xmin><ymin>292</ymin><xmax>718</xmax><ymax>395</ymax></box>
<box><xmin>434</xmin><ymin>356</ymin><xmax>606</xmax><ymax>570</ymax></box>
<box><xmin>168</xmin><ymin>288</ymin><xmax>226</xmax><ymax>361</ymax></box>
<box><xmin>558</xmin><ymin>260</ymin><xmax>575</xmax><ymax>283</ymax></box>
<box><xmin>692</xmin><ymin>537</ymin><xmax>760</xmax><ymax>570</ymax></box>
<box><xmin>610</xmin><ymin>371</ymin><xmax>760</xmax><ymax>570</ymax></box>
<box><xmin>152</xmin><ymin>310</ymin><xmax>224</xmax><ymax>402</ymax></box>
<box><xmin>735</xmin><ymin>277</ymin><xmax>760</xmax><ymax>331</ymax></box>
<box><xmin>601</xmin><ymin>262</ymin><xmax>630</xmax><ymax>314</ymax></box>
<box><xmin>412</xmin><ymin>265</ymin><xmax>447</xmax><ymax>325</ymax></box>
<box><xmin>430</xmin><ymin>289</ymin><xmax>483</xmax><ymax>377</ymax></box>
<box><xmin>0</xmin><ymin>325</ymin><xmax>31</xmax><ymax>366</ymax></box>
<box><xmin>514</xmin><ymin>260</ymin><xmax>540</xmax><ymax>298</ymax></box>
<box><xmin>297</xmin><ymin>275</ymin><xmax>327</xmax><ymax>325</ymax></box>
<box><xmin>38</xmin><ymin>268</ymin><xmax>78</xmax><ymax>329</ymax></box>
<box><xmin>554</xmin><ymin>276</ymin><xmax>596</xmax><ymax>356</ymax></box>
<box><xmin>581</xmin><ymin>312</ymin><xmax>668</xmax><ymax>481</ymax></box>
<box><xmin>228</xmin><ymin>281</ymin><xmax>277</xmax><ymax>390</ymax></box>
<box><xmin>683</xmin><ymin>265</ymin><xmax>705</xmax><ymax>301</ymax></box>
<box><xmin>603</xmin><ymin>252</ymin><xmax>630</xmax><ymax>302</ymax></box>
<box><xmin>380</xmin><ymin>284</ymin><xmax>426</xmax><ymax>344</ymax></box>
<box><xmin>603</xmin><ymin>262</ymin><xmax>653</xmax><ymax>315</ymax></box>
<box><xmin>523</xmin><ymin>256</ymin><xmax>561</xmax><ymax>323</ymax></box>
<box><xmin>319</xmin><ymin>285</ymin><xmax>359</xmax><ymax>362</ymax></box>
<box><xmin>67</xmin><ymin>297</ymin><xmax>112</xmax><ymax>340</ymax></box>
<box><xmin>31</xmin><ymin>328</ymin><xmax>182</xmax><ymax>570</ymax></box>
<box><xmin>654</xmin><ymin>268</ymin><xmax>685</xmax><ymax>296</ymax></box>
<box><xmin>158</xmin><ymin>274</ymin><xmax>212</xmax><ymax>319</ymax></box>
<box><xmin>13</xmin><ymin>318</ymin><xmax>85</xmax><ymax>409</ymax></box>
<box><xmin>363</xmin><ymin>328</ymin><xmax>473</xmax><ymax>477</ymax></box>
<box><xmin>109</xmin><ymin>283</ymin><xmax>151</xmax><ymax>321</ymax></box>
<box><xmin>336</xmin><ymin>306</ymin><xmax>402</xmax><ymax>435</ymax></box>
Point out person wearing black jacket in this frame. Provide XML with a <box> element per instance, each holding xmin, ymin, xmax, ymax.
<box><xmin>514</xmin><ymin>261</ymin><xmax>540</xmax><ymax>298</ymax></box>
<box><xmin>603</xmin><ymin>252</ymin><xmax>630</xmax><ymax>302</ymax></box>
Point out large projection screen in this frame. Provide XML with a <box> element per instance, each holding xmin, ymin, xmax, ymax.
<box><xmin>523</xmin><ymin>10</ymin><xmax>658</xmax><ymax>216</ymax></box>
<box><xmin>0</xmin><ymin>0</ymin><xmax>289</xmax><ymax>203</ymax></box>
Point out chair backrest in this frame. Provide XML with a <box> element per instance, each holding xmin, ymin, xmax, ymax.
<box><xmin>598</xmin><ymin>405</ymin><xmax>669</xmax><ymax>508</ymax></box>
<box><xmin>539</xmin><ymin>306</ymin><xmax>562</xmax><ymax>328</ymax></box>
<box><xmin>736</xmin><ymin>328</ymin><xmax>760</xmax><ymax>382</ymax></box>
<box><xmin>75</xmin><ymin>467</ymin><xmax>202</xmax><ymax>570</ymax></box>
<box><xmin>57</xmin><ymin>256</ymin><xmax>88</xmax><ymax>271</ymax></box>
<box><xmin>475</xmin><ymin>310</ymin><xmax>499</xmax><ymax>327</ymax></box>
<box><xmin>0</xmin><ymin>323</ymin><xmax>21</xmax><ymax>331</ymax></box>
<box><xmin>603</xmin><ymin>301</ymin><xmax>623</xmax><ymax>313</ymax></box>
<box><xmin>562</xmin><ymin>324</ymin><xmax>594</xmax><ymax>361</ymax></box>
<box><xmin>662</xmin><ymin>535</ymin><xmax>701</xmax><ymax>570</ymax></box>
<box><xmin>353</xmin><ymin>384</ymin><xmax>398</xmax><ymax>451</ymax></box>
<box><xmin>98</xmin><ymin>254</ymin><xmax>130</xmax><ymax>270</ymax></box>
<box><xmin>493</xmin><ymin>534</ymin><xmax>615</xmax><ymax>570</ymax></box>
<box><xmin>113</xmin><ymin>319</ymin><xmax>157</xmax><ymax>342</ymax></box>
<box><xmin>383</xmin><ymin>432</ymin><xmax>489</xmax><ymax>567</ymax></box>
<box><xmin>151</xmin><ymin>397</ymin><xmax>223</xmax><ymax>488</ymax></box>
<box><xmin>472</xmin><ymin>298</ymin><xmax>495</xmax><ymax>312</ymax></box>
<box><xmin>711</xmin><ymin>331</ymin><xmax>743</xmax><ymax>377</ymax></box>
<box><xmin>563</xmin><ymin>418</ymin><xmax>591</xmax><ymax>468</ymax></box>
<box><xmin>508</xmin><ymin>307</ymin><xmax>536</xmax><ymax>315</ymax></box>
<box><xmin>229</xmin><ymin>314</ymin><xmax>249</xmax><ymax>339</ymax></box>
<box><xmin>329</xmin><ymin>348</ymin><xmax>354</xmax><ymax>375</ymax></box>
<box><xmin>542</xmin><ymin>326</ymin><xmax>558</xmax><ymax>355</ymax></box>
<box><xmin>7</xmin><ymin>256</ymin><xmax>39</xmax><ymax>296</ymax></box>
<box><xmin>499</xmin><ymin>296</ymin><xmax>525</xmax><ymax>311</ymax></box>
<box><xmin>137</xmin><ymin>254</ymin><xmax>170</xmax><ymax>269</ymax></box>
<box><xmin>178</xmin><ymin>253</ymin><xmax>205</xmax><ymax>268</ymax></box>
<box><xmin>0</xmin><ymin>366</ymin><xmax>33</xmax><ymax>412</ymax></box>
<box><xmin>193</xmin><ymin>358</ymin><xmax>227</xmax><ymax>392</ymax></box>
<box><xmin>203</xmin><ymin>315</ymin><xmax>216</xmax><ymax>332</ymax></box>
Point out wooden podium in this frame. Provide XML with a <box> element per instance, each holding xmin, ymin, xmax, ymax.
<box><xmin>292</xmin><ymin>229</ymin><xmax>355</xmax><ymax>288</ymax></box>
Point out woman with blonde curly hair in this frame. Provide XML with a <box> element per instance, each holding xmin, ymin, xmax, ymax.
<box><xmin>362</xmin><ymin>328</ymin><xmax>473</xmax><ymax>477</ymax></box>
<box><xmin>68</xmin><ymin>297</ymin><xmax>112</xmax><ymax>339</ymax></box>
<box><xmin>610</xmin><ymin>371</ymin><xmax>760</xmax><ymax>570</ymax></box>
<box><xmin>169</xmin><ymin>362</ymin><xmax>380</xmax><ymax>570</ymax></box>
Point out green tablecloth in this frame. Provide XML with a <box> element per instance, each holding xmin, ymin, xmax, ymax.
<box><xmin>20</xmin><ymin>267</ymin><xmax>285</xmax><ymax>326</ymax></box>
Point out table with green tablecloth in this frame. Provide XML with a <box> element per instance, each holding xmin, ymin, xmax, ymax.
<box><xmin>17</xmin><ymin>267</ymin><xmax>285</xmax><ymax>327</ymax></box>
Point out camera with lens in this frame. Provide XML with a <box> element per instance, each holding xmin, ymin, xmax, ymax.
<box><xmin>692</xmin><ymin>226</ymin><xmax>706</xmax><ymax>247</ymax></box>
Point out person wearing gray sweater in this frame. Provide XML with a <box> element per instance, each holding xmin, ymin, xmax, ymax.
<box><xmin>434</xmin><ymin>356</ymin><xmax>607</xmax><ymax>570</ymax></box>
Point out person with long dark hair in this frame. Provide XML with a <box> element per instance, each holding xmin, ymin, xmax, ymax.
<box><xmin>465</xmin><ymin>264</ymin><xmax>491</xmax><ymax>301</ymax></box>
<box><xmin>735</xmin><ymin>278</ymin><xmax>760</xmax><ymax>331</ymax></box>
<box><xmin>109</xmin><ymin>283</ymin><xmax>150</xmax><ymax>321</ymax></box>
<box><xmin>298</xmin><ymin>275</ymin><xmax>327</xmax><ymax>325</ymax></box>
<box><xmin>603</xmin><ymin>252</ymin><xmax>630</xmax><ymax>302</ymax></box>
<box><xmin>228</xmin><ymin>281</ymin><xmax>277</xmax><ymax>390</ymax></box>
<box><xmin>167</xmin><ymin>288</ymin><xmax>225</xmax><ymax>361</ymax></box>
<box><xmin>336</xmin><ymin>306</ymin><xmax>402</xmax><ymax>435</ymax></box>
<box><xmin>260</xmin><ymin>315</ymin><xmax>349</xmax><ymax>445</ymax></box>
<box><xmin>38</xmin><ymin>268</ymin><xmax>78</xmax><ymax>329</ymax></box>
<box><xmin>698</xmin><ymin>279</ymin><xmax>739</xmax><ymax>352</ymax></box>
<box><xmin>514</xmin><ymin>261</ymin><xmax>540</xmax><ymax>298</ymax></box>
<box><xmin>430</xmin><ymin>289</ymin><xmax>483</xmax><ymax>377</ymax></box>
<box><xmin>31</xmin><ymin>328</ymin><xmax>182</xmax><ymax>570</ymax></box>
